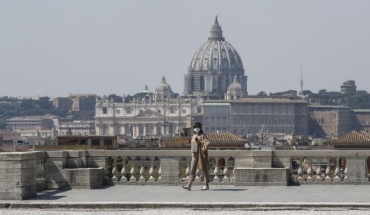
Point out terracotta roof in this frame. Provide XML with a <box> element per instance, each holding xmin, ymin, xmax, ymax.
<box><xmin>207</xmin><ymin>132</ymin><xmax>247</xmax><ymax>143</ymax></box>
<box><xmin>331</xmin><ymin>131</ymin><xmax>370</xmax><ymax>145</ymax></box>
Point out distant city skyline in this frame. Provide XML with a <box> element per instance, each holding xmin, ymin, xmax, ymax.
<box><xmin>1</xmin><ymin>0</ymin><xmax>370</xmax><ymax>98</ymax></box>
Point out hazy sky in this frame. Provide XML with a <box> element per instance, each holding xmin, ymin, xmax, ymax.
<box><xmin>1</xmin><ymin>1</ymin><xmax>370</xmax><ymax>98</ymax></box>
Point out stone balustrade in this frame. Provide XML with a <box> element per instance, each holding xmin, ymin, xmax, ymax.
<box><xmin>1</xmin><ymin>150</ymin><xmax>370</xmax><ymax>200</ymax></box>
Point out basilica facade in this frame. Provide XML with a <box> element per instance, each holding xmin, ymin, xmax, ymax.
<box><xmin>95</xmin><ymin>77</ymin><xmax>204</xmax><ymax>137</ymax></box>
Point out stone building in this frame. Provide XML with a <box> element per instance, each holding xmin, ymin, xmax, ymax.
<box><xmin>6</xmin><ymin>115</ymin><xmax>56</xmax><ymax>131</ymax></box>
<box><xmin>228</xmin><ymin>97</ymin><xmax>308</xmax><ymax>136</ymax></box>
<box><xmin>57</xmin><ymin>120</ymin><xmax>95</xmax><ymax>136</ymax></box>
<box><xmin>69</xmin><ymin>94</ymin><xmax>96</xmax><ymax>112</ymax></box>
<box><xmin>184</xmin><ymin>16</ymin><xmax>247</xmax><ymax>99</ymax></box>
<box><xmin>94</xmin><ymin>77</ymin><xmax>201</xmax><ymax>138</ymax></box>
<box><xmin>202</xmin><ymin>102</ymin><xmax>230</xmax><ymax>133</ymax></box>
<box><xmin>351</xmin><ymin>109</ymin><xmax>370</xmax><ymax>133</ymax></box>
<box><xmin>340</xmin><ymin>80</ymin><xmax>356</xmax><ymax>94</ymax></box>
<box><xmin>308</xmin><ymin>105</ymin><xmax>352</xmax><ymax>138</ymax></box>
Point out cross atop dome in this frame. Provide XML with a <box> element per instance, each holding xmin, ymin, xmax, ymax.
<box><xmin>208</xmin><ymin>16</ymin><xmax>224</xmax><ymax>41</ymax></box>
<box><xmin>214</xmin><ymin>15</ymin><xmax>219</xmax><ymax>26</ymax></box>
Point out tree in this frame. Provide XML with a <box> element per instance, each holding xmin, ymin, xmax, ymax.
<box><xmin>38</xmin><ymin>96</ymin><xmax>52</xmax><ymax>110</ymax></box>
<box><xmin>20</xmin><ymin>98</ymin><xmax>35</xmax><ymax>111</ymax></box>
<box><xmin>301</xmin><ymin>90</ymin><xmax>313</xmax><ymax>98</ymax></box>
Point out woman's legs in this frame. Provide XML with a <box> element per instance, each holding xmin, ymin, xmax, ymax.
<box><xmin>202</xmin><ymin>164</ymin><xmax>210</xmax><ymax>187</ymax></box>
<box><xmin>187</xmin><ymin>153</ymin><xmax>198</xmax><ymax>187</ymax></box>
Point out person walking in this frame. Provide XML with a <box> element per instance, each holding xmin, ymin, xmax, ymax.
<box><xmin>182</xmin><ymin>122</ymin><xmax>210</xmax><ymax>191</ymax></box>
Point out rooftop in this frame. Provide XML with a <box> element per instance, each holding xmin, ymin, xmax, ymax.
<box><xmin>331</xmin><ymin>130</ymin><xmax>370</xmax><ymax>145</ymax></box>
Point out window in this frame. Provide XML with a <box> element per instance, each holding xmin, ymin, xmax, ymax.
<box><xmin>158</xmin><ymin>110</ymin><xmax>161</xmax><ymax>113</ymax></box>
<box><xmin>170</xmin><ymin>109</ymin><xmax>175</xmax><ymax>114</ymax></box>
<box><xmin>182</xmin><ymin>109</ymin><xmax>187</xmax><ymax>114</ymax></box>
<box><xmin>102</xmin><ymin>107</ymin><xmax>107</xmax><ymax>114</ymax></box>
<box><xmin>197</xmin><ymin>107</ymin><xmax>202</xmax><ymax>113</ymax></box>
<box><xmin>116</xmin><ymin>109</ymin><xmax>121</xmax><ymax>115</ymax></box>
<box><xmin>126</xmin><ymin>109</ymin><xmax>131</xmax><ymax>114</ymax></box>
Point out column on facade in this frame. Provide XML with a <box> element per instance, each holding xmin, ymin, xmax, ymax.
<box><xmin>165</xmin><ymin>125</ymin><xmax>169</xmax><ymax>136</ymax></box>
<box><xmin>136</xmin><ymin>124</ymin><xmax>140</xmax><ymax>137</ymax></box>
<box><xmin>132</xmin><ymin>124</ymin><xmax>136</xmax><ymax>138</ymax></box>
<box><xmin>122</xmin><ymin>124</ymin><xmax>126</xmax><ymax>134</ymax></box>
<box><xmin>176</xmin><ymin>124</ymin><xmax>179</xmax><ymax>135</ymax></box>
<box><xmin>153</xmin><ymin>124</ymin><xmax>157</xmax><ymax>136</ymax></box>
<box><xmin>143</xmin><ymin>124</ymin><xmax>147</xmax><ymax>136</ymax></box>
<box><xmin>161</xmin><ymin>124</ymin><xmax>165</xmax><ymax>136</ymax></box>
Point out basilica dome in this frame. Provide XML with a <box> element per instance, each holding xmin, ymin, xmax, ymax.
<box><xmin>189</xmin><ymin>17</ymin><xmax>243</xmax><ymax>71</ymax></box>
<box><xmin>154</xmin><ymin>76</ymin><xmax>173</xmax><ymax>100</ymax></box>
<box><xmin>184</xmin><ymin>16</ymin><xmax>247</xmax><ymax>99</ymax></box>
<box><xmin>155</xmin><ymin>76</ymin><xmax>172</xmax><ymax>93</ymax></box>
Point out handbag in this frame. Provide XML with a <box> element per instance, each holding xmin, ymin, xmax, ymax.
<box><xmin>201</xmin><ymin>138</ymin><xmax>210</xmax><ymax>151</ymax></box>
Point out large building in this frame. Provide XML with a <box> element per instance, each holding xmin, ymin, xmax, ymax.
<box><xmin>308</xmin><ymin>105</ymin><xmax>352</xmax><ymax>138</ymax></box>
<box><xmin>351</xmin><ymin>109</ymin><xmax>370</xmax><ymax>133</ymax></box>
<box><xmin>184</xmin><ymin>17</ymin><xmax>247</xmax><ymax>99</ymax></box>
<box><xmin>190</xmin><ymin>96</ymin><xmax>309</xmax><ymax>136</ymax></box>
<box><xmin>94</xmin><ymin>77</ymin><xmax>200</xmax><ymax>138</ymax></box>
<box><xmin>6</xmin><ymin>115</ymin><xmax>56</xmax><ymax>131</ymax></box>
<box><xmin>340</xmin><ymin>80</ymin><xmax>357</xmax><ymax>94</ymax></box>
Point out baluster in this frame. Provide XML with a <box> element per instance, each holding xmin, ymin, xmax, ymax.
<box><xmin>334</xmin><ymin>157</ymin><xmax>341</xmax><ymax>183</ymax></box>
<box><xmin>40</xmin><ymin>160</ymin><xmax>45</xmax><ymax>184</ymax></box>
<box><xmin>158</xmin><ymin>166</ymin><xmax>162</xmax><ymax>181</ymax></box>
<box><xmin>306</xmin><ymin>157</ymin><xmax>313</xmax><ymax>183</ymax></box>
<box><xmin>213</xmin><ymin>157</ymin><xmax>220</xmax><ymax>182</ymax></box>
<box><xmin>185</xmin><ymin>157</ymin><xmax>191</xmax><ymax>180</ymax></box>
<box><xmin>129</xmin><ymin>158</ymin><xmax>137</xmax><ymax>182</ymax></box>
<box><xmin>148</xmin><ymin>157</ymin><xmax>155</xmax><ymax>182</ymax></box>
<box><xmin>139</xmin><ymin>157</ymin><xmax>146</xmax><ymax>182</ymax></box>
<box><xmin>297</xmin><ymin>157</ymin><xmax>304</xmax><ymax>183</ymax></box>
<box><xmin>195</xmin><ymin>168</ymin><xmax>201</xmax><ymax>183</ymax></box>
<box><xmin>343</xmin><ymin>166</ymin><xmax>348</xmax><ymax>181</ymax></box>
<box><xmin>104</xmin><ymin>157</ymin><xmax>112</xmax><ymax>183</ymax></box>
<box><xmin>325</xmin><ymin>157</ymin><xmax>332</xmax><ymax>182</ymax></box>
<box><xmin>231</xmin><ymin>168</ymin><xmax>235</xmax><ymax>183</ymax></box>
<box><xmin>223</xmin><ymin>157</ymin><xmax>230</xmax><ymax>183</ymax></box>
<box><xmin>120</xmin><ymin>157</ymin><xmax>127</xmax><ymax>183</ymax></box>
<box><xmin>315</xmin><ymin>157</ymin><xmax>322</xmax><ymax>183</ymax></box>
<box><xmin>112</xmin><ymin>157</ymin><xmax>118</xmax><ymax>182</ymax></box>
<box><xmin>289</xmin><ymin>157</ymin><xmax>295</xmax><ymax>184</ymax></box>
<box><xmin>341</xmin><ymin>157</ymin><xmax>347</xmax><ymax>181</ymax></box>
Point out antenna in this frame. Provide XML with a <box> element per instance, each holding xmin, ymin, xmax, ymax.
<box><xmin>300</xmin><ymin>64</ymin><xmax>304</xmax><ymax>95</ymax></box>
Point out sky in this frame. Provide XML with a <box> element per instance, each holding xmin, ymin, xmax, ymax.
<box><xmin>1</xmin><ymin>0</ymin><xmax>370</xmax><ymax>98</ymax></box>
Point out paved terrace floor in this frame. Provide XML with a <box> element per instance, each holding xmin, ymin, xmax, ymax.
<box><xmin>2</xmin><ymin>184</ymin><xmax>370</xmax><ymax>211</ymax></box>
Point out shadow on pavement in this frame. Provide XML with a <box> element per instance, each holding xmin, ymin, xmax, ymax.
<box><xmin>31</xmin><ymin>189</ymin><xmax>68</xmax><ymax>200</ymax></box>
<box><xmin>211</xmin><ymin>189</ymin><xmax>247</xmax><ymax>191</ymax></box>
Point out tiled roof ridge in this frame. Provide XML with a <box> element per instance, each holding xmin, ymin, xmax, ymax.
<box><xmin>332</xmin><ymin>130</ymin><xmax>370</xmax><ymax>144</ymax></box>
<box><xmin>206</xmin><ymin>132</ymin><xmax>246</xmax><ymax>142</ymax></box>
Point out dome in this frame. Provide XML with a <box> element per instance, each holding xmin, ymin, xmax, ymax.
<box><xmin>140</xmin><ymin>85</ymin><xmax>152</xmax><ymax>94</ymax></box>
<box><xmin>154</xmin><ymin>76</ymin><xmax>173</xmax><ymax>100</ymax></box>
<box><xmin>189</xmin><ymin>17</ymin><xmax>243</xmax><ymax>71</ymax></box>
<box><xmin>155</xmin><ymin>76</ymin><xmax>172</xmax><ymax>93</ymax></box>
<box><xmin>227</xmin><ymin>76</ymin><xmax>242</xmax><ymax>92</ymax></box>
<box><xmin>184</xmin><ymin>16</ymin><xmax>247</xmax><ymax>99</ymax></box>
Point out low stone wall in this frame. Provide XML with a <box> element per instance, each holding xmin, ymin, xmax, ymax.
<box><xmin>63</xmin><ymin>168</ymin><xmax>104</xmax><ymax>189</ymax></box>
<box><xmin>234</xmin><ymin>168</ymin><xmax>289</xmax><ymax>186</ymax></box>
<box><xmin>0</xmin><ymin>152</ymin><xmax>37</xmax><ymax>200</ymax></box>
<box><xmin>1</xmin><ymin>149</ymin><xmax>370</xmax><ymax>200</ymax></box>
